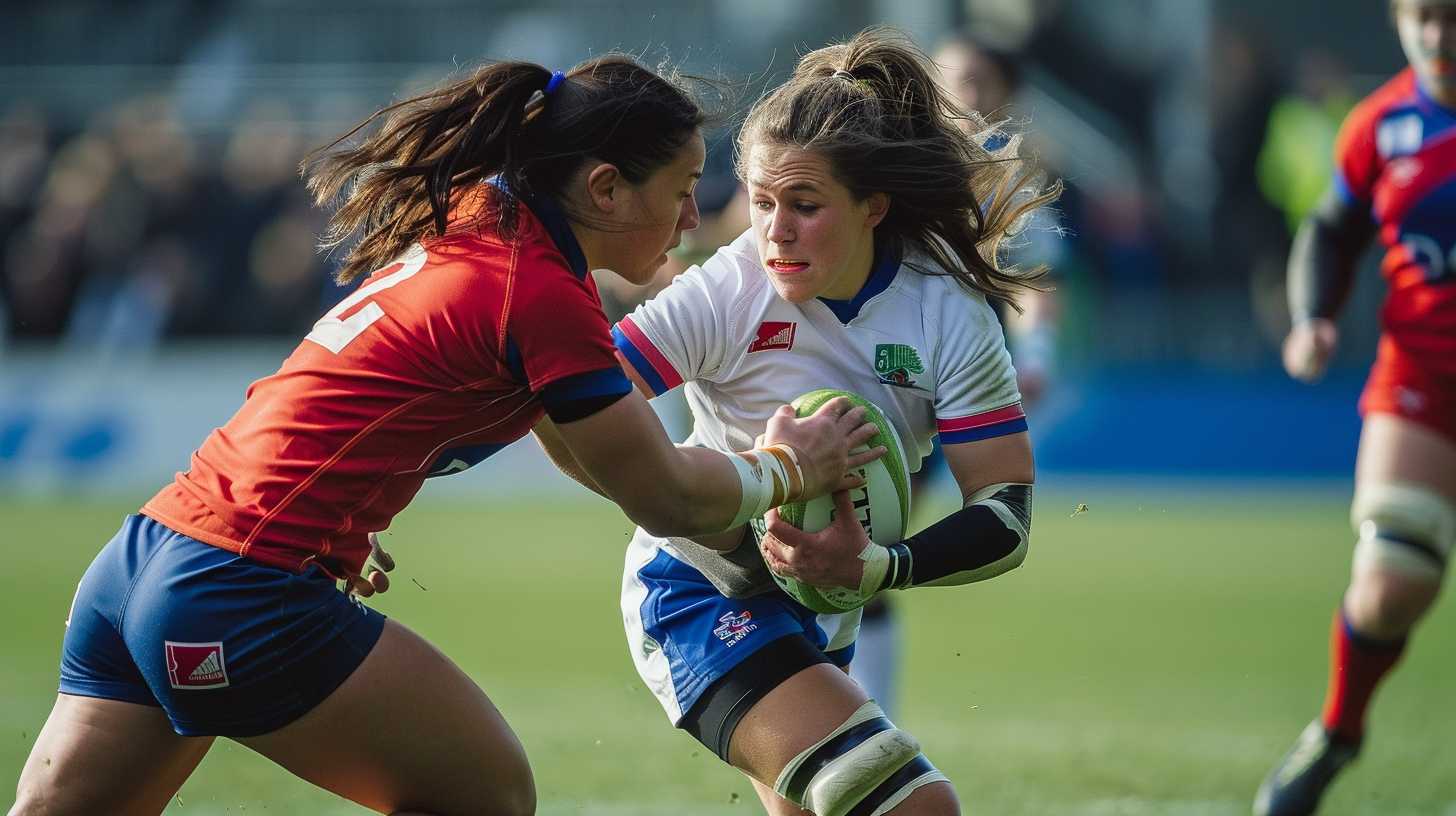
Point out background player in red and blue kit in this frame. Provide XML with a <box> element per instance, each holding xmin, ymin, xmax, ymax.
<box><xmin>10</xmin><ymin>56</ymin><xmax>882</xmax><ymax>816</ymax></box>
<box><xmin>1256</xmin><ymin>2</ymin><xmax>1456</xmax><ymax>813</ymax></box>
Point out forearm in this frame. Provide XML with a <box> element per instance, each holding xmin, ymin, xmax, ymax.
<box><xmin>1288</xmin><ymin>190</ymin><xmax>1375</xmax><ymax>323</ymax></box>
<box><xmin>651</xmin><ymin>444</ymin><xmax>801</xmax><ymax>536</ymax></box>
<box><xmin>875</xmin><ymin>483</ymin><xmax>1033</xmax><ymax>590</ymax></box>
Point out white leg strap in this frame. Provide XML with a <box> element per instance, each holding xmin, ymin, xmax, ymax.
<box><xmin>773</xmin><ymin>701</ymin><xmax>948</xmax><ymax>816</ymax></box>
<box><xmin>1350</xmin><ymin>483</ymin><xmax>1456</xmax><ymax>580</ymax></box>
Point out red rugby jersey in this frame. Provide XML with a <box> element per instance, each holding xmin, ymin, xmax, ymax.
<box><xmin>143</xmin><ymin>185</ymin><xmax>630</xmax><ymax>577</ymax></box>
<box><xmin>1335</xmin><ymin>67</ymin><xmax>1456</xmax><ymax>373</ymax></box>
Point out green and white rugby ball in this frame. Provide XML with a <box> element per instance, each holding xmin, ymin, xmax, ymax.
<box><xmin>768</xmin><ymin>389</ymin><xmax>911</xmax><ymax>614</ymax></box>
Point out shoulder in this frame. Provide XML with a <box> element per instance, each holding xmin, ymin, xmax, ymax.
<box><xmin>901</xmin><ymin>249</ymin><xmax>1000</xmax><ymax>330</ymax></box>
<box><xmin>699</xmin><ymin>229</ymin><xmax>767</xmax><ymax>291</ymax></box>
<box><xmin>1340</xmin><ymin>69</ymin><xmax>1419</xmax><ymax>146</ymax></box>
<box><xmin>665</xmin><ymin>228</ymin><xmax>771</xmax><ymax>315</ymax></box>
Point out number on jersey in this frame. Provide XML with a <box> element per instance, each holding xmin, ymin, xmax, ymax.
<box><xmin>305</xmin><ymin>245</ymin><xmax>428</xmax><ymax>353</ymax></box>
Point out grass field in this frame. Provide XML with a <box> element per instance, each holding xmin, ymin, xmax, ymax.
<box><xmin>2</xmin><ymin>483</ymin><xmax>1453</xmax><ymax>815</ymax></box>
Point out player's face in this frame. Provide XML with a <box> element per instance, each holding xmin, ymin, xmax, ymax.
<box><xmin>612</xmin><ymin>133</ymin><xmax>705</xmax><ymax>285</ymax></box>
<box><xmin>1395</xmin><ymin>0</ymin><xmax>1456</xmax><ymax>97</ymax></box>
<box><xmin>744</xmin><ymin>143</ymin><xmax>888</xmax><ymax>304</ymax></box>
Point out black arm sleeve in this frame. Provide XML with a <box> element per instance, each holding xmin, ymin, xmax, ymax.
<box><xmin>880</xmin><ymin>483</ymin><xmax>1033</xmax><ymax>590</ymax></box>
<box><xmin>1287</xmin><ymin>188</ymin><xmax>1378</xmax><ymax>323</ymax></box>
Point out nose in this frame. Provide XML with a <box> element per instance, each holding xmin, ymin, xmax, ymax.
<box><xmin>765</xmin><ymin>206</ymin><xmax>794</xmax><ymax>244</ymax></box>
<box><xmin>679</xmin><ymin>194</ymin><xmax>701</xmax><ymax>232</ymax></box>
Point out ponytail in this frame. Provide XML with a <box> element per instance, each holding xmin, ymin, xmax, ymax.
<box><xmin>306</xmin><ymin>56</ymin><xmax>705</xmax><ymax>284</ymax></box>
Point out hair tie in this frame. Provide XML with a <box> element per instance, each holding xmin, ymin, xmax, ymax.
<box><xmin>523</xmin><ymin>70</ymin><xmax>566</xmax><ymax>124</ymax></box>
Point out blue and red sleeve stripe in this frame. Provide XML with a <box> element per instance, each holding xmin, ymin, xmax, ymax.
<box><xmin>936</xmin><ymin>403</ymin><xmax>1028</xmax><ymax>444</ymax></box>
<box><xmin>612</xmin><ymin>317</ymin><xmax>684</xmax><ymax>396</ymax></box>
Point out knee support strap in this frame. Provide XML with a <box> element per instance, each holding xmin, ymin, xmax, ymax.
<box><xmin>1350</xmin><ymin>483</ymin><xmax>1456</xmax><ymax>580</ymax></box>
<box><xmin>773</xmin><ymin>701</ymin><xmax>948</xmax><ymax>816</ymax></box>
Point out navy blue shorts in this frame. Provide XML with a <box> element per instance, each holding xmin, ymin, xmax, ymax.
<box><xmin>60</xmin><ymin>514</ymin><xmax>387</xmax><ymax>737</ymax></box>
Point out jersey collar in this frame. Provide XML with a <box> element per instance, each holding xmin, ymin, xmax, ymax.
<box><xmin>816</xmin><ymin>238</ymin><xmax>901</xmax><ymax>324</ymax></box>
<box><xmin>487</xmin><ymin>177</ymin><xmax>589</xmax><ymax>280</ymax></box>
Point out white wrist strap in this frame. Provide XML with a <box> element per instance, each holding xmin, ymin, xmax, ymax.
<box><xmin>857</xmin><ymin>541</ymin><xmax>891</xmax><ymax>596</ymax></box>
<box><xmin>727</xmin><ymin>444</ymin><xmax>803</xmax><ymax>529</ymax></box>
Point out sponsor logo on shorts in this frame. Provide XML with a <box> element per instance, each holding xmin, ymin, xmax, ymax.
<box><xmin>875</xmin><ymin>343</ymin><xmax>924</xmax><ymax>387</ymax></box>
<box><xmin>749</xmin><ymin>322</ymin><xmax>796</xmax><ymax>353</ymax></box>
<box><xmin>165</xmin><ymin>641</ymin><xmax>230</xmax><ymax>690</ymax></box>
<box><xmin>1397</xmin><ymin>386</ymin><xmax>1427</xmax><ymax>413</ymax></box>
<box><xmin>713</xmin><ymin>610</ymin><xmax>758</xmax><ymax>646</ymax></box>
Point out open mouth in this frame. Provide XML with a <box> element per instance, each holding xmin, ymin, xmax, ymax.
<box><xmin>767</xmin><ymin>259</ymin><xmax>810</xmax><ymax>273</ymax></box>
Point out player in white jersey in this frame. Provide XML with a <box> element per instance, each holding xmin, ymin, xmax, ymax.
<box><xmin>603</xmin><ymin>28</ymin><xmax>1059</xmax><ymax>816</ymax></box>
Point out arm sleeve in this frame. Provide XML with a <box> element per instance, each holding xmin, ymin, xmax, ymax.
<box><xmin>1287</xmin><ymin>189</ymin><xmax>1377</xmax><ymax>323</ymax></box>
<box><xmin>1287</xmin><ymin>105</ymin><xmax>1380</xmax><ymax>323</ymax></box>
<box><xmin>611</xmin><ymin>252</ymin><xmax>737</xmax><ymax>395</ymax></box>
<box><xmin>931</xmin><ymin>292</ymin><xmax>1027</xmax><ymax>443</ymax></box>
<box><xmin>880</xmin><ymin>483</ymin><xmax>1033</xmax><ymax>589</ymax></box>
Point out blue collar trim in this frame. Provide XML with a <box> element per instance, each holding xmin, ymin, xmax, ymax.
<box><xmin>817</xmin><ymin>239</ymin><xmax>900</xmax><ymax>324</ymax></box>
<box><xmin>487</xmin><ymin>177</ymin><xmax>588</xmax><ymax>280</ymax></box>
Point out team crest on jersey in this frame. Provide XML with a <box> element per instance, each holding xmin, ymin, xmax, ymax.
<box><xmin>713</xmin><ymin>610</ymin><xmax>758</xmax><ymax>646</ymax></box>
<box><xmin>874</xmin><ymin>343</ymin><xmax>924</xmax><ymax>387</ymax></box>
<box><xmin>165</xmin><ymin>641</ymin><xmax>230</xmax><ymax>689</ymax></box>
<box><xmin>749</xmin><ymin>321</ymin><xmax>796</xmax><ymax>353</ymax></box>
<box><xmin>1377</xmin><ymin>114</ymin><xmax>1423</xmax><ymax>159</ymax></box>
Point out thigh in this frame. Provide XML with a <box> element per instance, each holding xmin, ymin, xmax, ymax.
<box><xmin>13</xmin><ymin>694</ymin><xmax>214</xmax><ymax>816</ymax></box>
<box><xmin>1356</xmin><ymin>413</ymin><xmax>1456</xmax><ymax>502</ymax></box>
<box><xmin>729</xmin><ymin>663</ymin><xmax>870</xmax><ymax>783</ymax></box>
<box><xmin>238</xmin><ymin>618</ymin><xmax>534</xmax><ymax>816</ymax></box>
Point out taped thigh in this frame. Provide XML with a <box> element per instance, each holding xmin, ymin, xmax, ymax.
<box><xmin>773</xmin><ymin>700</ymin><xmax>948</xmax><ymax>816</ymax></box>
<box><xmin>1350</xmin><ymin>483</ymin><xmax>1456</xmax><ymax>580</ymax></box>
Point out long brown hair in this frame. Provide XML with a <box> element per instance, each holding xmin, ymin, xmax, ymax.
<box><xmin>738</xmin><ymin>27</ymin><xmax>1060</xmax><ymax>309</ymax></box>
<box><xmin>306</xmin><ymin>56</ymin><xmax>706</xmax><ymax>283</ymax></box>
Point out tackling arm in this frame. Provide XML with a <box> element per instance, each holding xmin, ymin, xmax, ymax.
<box><xmin>551</xmin><ymin>389</ymin><xmax>879</xmax><ymax>538</ymax></box>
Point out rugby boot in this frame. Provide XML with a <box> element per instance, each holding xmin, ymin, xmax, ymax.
<box><xmin>1253</xmin><ymin>721</ymin><xmax>1360</xmax><ymax>816</ymax></box>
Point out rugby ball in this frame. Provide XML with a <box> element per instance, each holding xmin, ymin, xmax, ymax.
<box><xmin>766</xmin><ymin>389</ymin><xmax>911</xmax><ymax>613</ymax></box>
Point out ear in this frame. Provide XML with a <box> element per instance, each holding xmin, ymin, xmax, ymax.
<box><xmin>584</xmin><ymin>162</ymin><xmax>623</xmax><ymax>214</ymax></box>
<box><xmin>863</xmin><ymin>192</ymin><xmax>890</xmax><ymax>229</ymax></box>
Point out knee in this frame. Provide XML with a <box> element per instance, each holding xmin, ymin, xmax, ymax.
<box><xmin>408</xmin><ymin>765</ymin><xmax>534</xmax><ymax>816</ymax></box>
<box><xmin>775</xmin><ymin>701</ymin><xmax>951</xmax><ymax>816</ymax></box>
<box><xmin>491</xmin><ymin>775</ymin><xmax>536</xmax><ymax>816</ymax></box>
<box><xmin>1350</xmin><ymin>483</ymin><xmax>1455</xmax><ymax>582</ymax></box>
<box><xmin>11</xmin><ymin>782</ymin><xmax>55</xmax><ymax>816</ymax></box>
<box><xmin>1346</xmin><ymin>575</ymin><xmax>1437</xmax><ymax>636</ymax></box>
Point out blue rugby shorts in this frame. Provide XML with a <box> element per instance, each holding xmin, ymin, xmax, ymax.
<box><xmin>59</xmin><ymin>514</ymin><xmax>386</xmax><ymax>737</ymax></box>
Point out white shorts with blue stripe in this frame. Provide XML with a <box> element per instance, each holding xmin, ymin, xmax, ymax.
<box><xmin>621</xmin><ymin>527</ymin><xmax>862</xmax><ymax>725</ymax></box>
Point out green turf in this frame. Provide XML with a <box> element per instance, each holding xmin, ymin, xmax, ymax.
<box><xmin>1</xmin><ymin>485</ymin><xmax>1452</xmax><ymax>815</ymax></box>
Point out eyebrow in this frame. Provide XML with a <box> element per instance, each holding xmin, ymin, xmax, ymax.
<box><xmin>747</xmin><ymin>178</ymin><xmax>822</xmax><ymax>193</ymax></box>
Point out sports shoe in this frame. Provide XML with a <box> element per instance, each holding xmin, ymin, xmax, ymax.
<box><xmin>1253</xmin><ymin>721</ymin><xmax>1361</xmax><ymax>816</ymax></box>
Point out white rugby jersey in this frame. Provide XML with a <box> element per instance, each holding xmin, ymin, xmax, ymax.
<box><xmin>612</xmin><ymin>229</ymin><xmax>1026</xmax><ymax>467</ymax></box>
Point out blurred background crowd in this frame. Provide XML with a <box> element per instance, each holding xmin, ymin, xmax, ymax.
<box><xmin>0</xmin><ymin>0</ymin><xmax>1403</xmax><ymax>370</ymax></box>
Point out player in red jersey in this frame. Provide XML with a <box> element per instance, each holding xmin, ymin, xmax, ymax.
<box><xmin>10</xmin><ymin>57</ymin><xmax>883</xmax><ymax>816</ymax></box>
<box><xmin>1255</xmin><ymin>3</ymin><xmax>1456</xmax><ymax>814</ymax></box>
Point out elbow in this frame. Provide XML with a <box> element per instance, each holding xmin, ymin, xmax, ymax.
<box><xmin>621</xmin><ymin>482</ymin><xmax>709</xmax><ymax>538</ymax></box>
<box><xmin>1004</xmin><ymin>536</ymin><xmax>1029</xmax><ymax>572</ymax></box>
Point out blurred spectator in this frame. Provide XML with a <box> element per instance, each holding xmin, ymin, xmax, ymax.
<box><xmin>933</xmin><ymin>31</ymin><xmax>1068</xmax><ymax>406</ymax></box>
<box><xmin>1257</xmin><ymin>50</ymin><xmax>1355</xmax><ymax>234</ymax></box>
